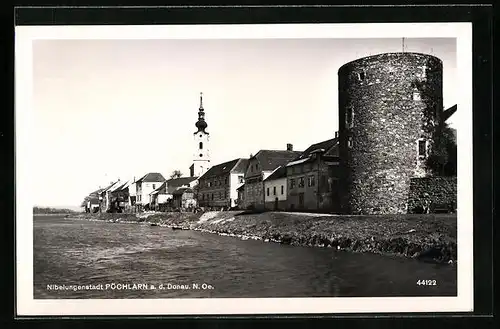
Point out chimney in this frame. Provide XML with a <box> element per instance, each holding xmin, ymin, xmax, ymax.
<box><xmin>335</xmin><ymin>131</ymin><xmax>339</xmax><ymax>138</ymax></box>
<box><xmin>286</xmin><ymin>143</ymin><xmax>293</xmax><ymax>151</ymax></box>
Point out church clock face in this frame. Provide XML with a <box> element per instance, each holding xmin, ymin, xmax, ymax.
<box><xmin>199</xmin><ymin>154</ymin><xmax>203</xmax><ymax>157</ymax></box>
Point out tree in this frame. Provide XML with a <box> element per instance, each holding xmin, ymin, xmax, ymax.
<box><xmin>426</xmin><ymin>122</ymin><xmax>457</xmax><ymax>176</ymax></box>
<box><xmin>170</xmin><ymin>170</ymin><xmax>183</xmax><ymax>179</ymax></box>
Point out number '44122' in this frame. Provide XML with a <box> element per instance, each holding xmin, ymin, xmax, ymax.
<box><xmin>417</xmin><ymin>279</ymin><xmax>437</xmax><ymax>286</ymax></box>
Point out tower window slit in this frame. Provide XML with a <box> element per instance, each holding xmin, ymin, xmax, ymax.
<box><xmin>346</xmin><ymin>107</ymin><xmax>354</xmax><ymax>128</ymax></box>
<box><xmin>199</xmin><ymin>142</ymin><xmax>203</xmax><ymax>150</ymax></box>
<box><xmin>418</xmin><ymin>139</ymin><xmax>427</xmax><ymax>158</ymax></box>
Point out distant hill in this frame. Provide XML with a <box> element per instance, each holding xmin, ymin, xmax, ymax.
<box><xmin>33</xmin><ymin>206</ymin><xmax>80</xmax><ymax>214</ymax></box>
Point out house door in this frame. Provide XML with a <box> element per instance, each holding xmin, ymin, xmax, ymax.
<box><xmin>298</xmin><ymin>193</ymin><xmax>304</xmax><ymax>209</ymax></box>
<box><xmin>274</xmin><ymin>197</ymin><xmax>279</xmax><ymax>210</ymax></box>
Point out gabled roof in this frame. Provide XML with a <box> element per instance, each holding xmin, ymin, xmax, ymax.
<box><xmin>136</xmin><ymin>172</ymin><xmax>166</xmax><ymax>183</ymax></box>
<box><xmin>264</xmin><ymin>165</ymin><xmax>287</xmax><ymax>182</ymax></box>
<box><xmin>231</xmin><ymin>158</ymin><xmax>249</xmax><ymax>173</ymax></box>
<box><xmin>251</xmin><ymin>150</ymin><xmax>303</xmax><ymax>172</ymax></box>
<box><xmin>172</xmin><ymin>187</ymin><xmax>194</xmax><ymax>196</ymax></box>
<box><xmin>101</xmin><ymin>180</ymin><xmax>121</xmax><ymax>193</ymax></box>
<box><xmin>166</xmin><ymin>177</ymin><xmax>198</xmax><ymax>193</ymax></box>
<box><xmin>89</xmin><ymin>188</ymin><xmax>104</xmax><ymax>197</ymax></box>
<box><xmin>88</xmin><ymin>197</ymin><xmax>100</xmax><ymax>204</ymax></box>
<box><xmin>111</xmin><ymin>180</ymin><xmax>132</xmax><ymax>193</ymax></box>
<box><xmin>150</xmin><ymin>181</ymin><xmax>167</xmax><ymax>195</ymax></box>
<box><xmin>295</xmin><ymin>138</ymin><xmax>339</xmax><ymax>161</ymax></box>
<box><xmin>199</xmin><ymin>158</ymin><xmax>248</xmax><ymax>180</ymax></box>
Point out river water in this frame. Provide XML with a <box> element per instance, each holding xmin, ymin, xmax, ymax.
<box><xmin>33</xmin><ymin>215</ymin><xmax>456</xmax><ymax>299</ymax></box>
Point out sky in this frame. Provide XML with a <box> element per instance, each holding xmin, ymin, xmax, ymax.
<box><xmin>31</xmin><ymin>37</ymin><xmax>457</xmax><ymax>208</ymax></box>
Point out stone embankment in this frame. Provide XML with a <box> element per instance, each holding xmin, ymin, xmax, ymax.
<box><xmin>72</xmin><ymin>211</ymin><xmax>457</xmax><ymax>264</ymax></box>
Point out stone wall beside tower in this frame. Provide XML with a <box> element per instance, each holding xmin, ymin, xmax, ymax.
<box><xmin>337</xmin><ymin>52</ymin><xmax>444</xmax><ymax>214</ymax></box>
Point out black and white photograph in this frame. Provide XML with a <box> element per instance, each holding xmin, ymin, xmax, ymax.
<box><xmin>15</xmin><ymin>21</ymin><xmax>473</xmax><ymax>315</ymax></box>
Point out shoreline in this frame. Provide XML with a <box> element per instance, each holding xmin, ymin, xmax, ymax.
<box><xmin>56</xmin><ymin>210</ymin><xmax>457</xmax><ymax>265</ymax></box>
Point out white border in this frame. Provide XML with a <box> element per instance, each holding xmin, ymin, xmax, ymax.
<box><xmin>15</xmin><ymin>22</ymin><xmax>473</xmax><ymax>316</ymax></box>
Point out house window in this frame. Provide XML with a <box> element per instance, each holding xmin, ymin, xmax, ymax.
<box><xmin>308</xmin><ymin>175</ymin><xmax>315</xmax><ymax>187</ymax></box>
<box><xmin>298</xmin><ymin>177</ymin><xmax>305</xmax><ymax>188</ymax></box>
<box><xmin>152</xmin><ymin>184</ymin><xmax>156</xmax><ymax>189</ymax></box>
<box><xmin>219</xmin><ymin>191</ymin><xmax>222</xmax><ymax>199</ymax></box>
<box><xmin>281</xmin><ymin>185</ymin><xmax>284</xmax><ymax>195</ymax></box>
<box><xmin>256</xmin><ymin>164</ymin><xmax>259</xmax><ymax>171</ymax></box>
<box><xmin>199</xmin><ymin>142</ymin><xmax>203</xmax><ymax>150</ymax></box>
<box><xmin>212</xmin><ymin>193</ymin><xmax>214</xmax><ymax>200</ymax></box>
<box><xmin>413</xmin><ymin>90</ymin><xmax>421</xmax><ymax>101</ymax></box>
<box><xmin>418</xmin><ymin>139</ymin><xmax>428</xmax><ymax>159</ymax></box>
<box><xmin>267</xmin><ymin>188</ymin><xmax>270</xmax><ymax>196</ymax></box>
<box><xmin>347</xmin><ymin>136</ymin><xmax>353</xmax><ymax>148</ymax></box>
<box><xmin>225</xmin><ymin>190</ymin><xmax>227</xmax><ymax>198</ymax></box>
<box><xmin>290</xmin><ymin>179</ymin><xmax>296</xmax><ymax>189</ymax></box>
<box><xmin>225</xmin><ymin>177</ymin><xmax>228</xmax><ymax>185</ymax></box>
<box><xmin>273</xmin><ymin>186</ymin><xmax>276</xmax><ymax>195</ymax></box>
<box><xmin>346</xmin><ymin>107</ymin><xmax>354</xmax><ymax>128</ymax></box>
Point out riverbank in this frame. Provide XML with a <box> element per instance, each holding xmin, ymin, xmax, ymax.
<box><xmin>69</xmin><ymin>211</ymin><xmax>457</xmax><ymax>264</ymax></box>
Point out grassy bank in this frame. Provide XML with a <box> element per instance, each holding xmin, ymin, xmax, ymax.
<box><xmin>72</xmin><ymin>211</ymin><xmax>457</xmax><ymax>264</ymax></box>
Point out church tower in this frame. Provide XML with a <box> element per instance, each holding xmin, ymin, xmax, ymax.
<box><xmin>190</xmin><ymin>92</ymin><xmax>211</xmax><ymax>177</ymax></box>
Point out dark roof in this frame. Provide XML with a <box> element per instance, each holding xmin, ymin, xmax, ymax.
<box><xmin>264</xmin><ymin>165</ymin><xmax>287</xmax><ymax>182</ymax></box>
<box><xmin>232</xmin><ymin>159</ymin><xmax>249</xmax><ymax>173</ymax></box>
<box><xmin>200</xmin><ymin>158</ymin><xmax>248</xmax><ymax>180</ymax></box>
<box><xmin>172</xmin><ymin>187</ymin><xmax>194</xmax><ymax>195</ymax></box>
<box><xmin>293</xmin><ymin>138</ymin><xmax>339</xmax><ymax>161</ymax></box>
<box><xmin>88</xmin><ymin>197</ymin><xmax>99</xmax><ymax>204</ymax></box>
<box><xmin>443</xmin><ymin>104</ymin><xmax>457</xmax><ymax>122</ymax></box>
<box><xmin>136</xmin><ymin>172</ymin><xmax>166</xmax><ymax>183</ymax></box>
<box><xmin>152</xmin><ymin>181</ymin><xmax>167</xmax><ymax>194</ymax></box>
<box><xmin>114</xmin><ymin>181</ymin><xmax>130</xmax><ymax>192</ymax></box>
<box><xmin>252</xmin><ymin>150</ymin><xmax>303</xmax><ymax>172</ymax></box>
<box><xmin>166</xmin><ymin>177</ymin><xmax>198</xmax><ymax>193</ymax></box>
<box><xmin>89</xmin><ymin>188</ymin><xmax>104</xmax><ymax>197</ymax></box>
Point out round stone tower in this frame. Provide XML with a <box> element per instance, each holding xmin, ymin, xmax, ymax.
<box><xmin>337</xmin><ymin>52</ymin><xmax>443</xmax><ymax>214</ymax></box>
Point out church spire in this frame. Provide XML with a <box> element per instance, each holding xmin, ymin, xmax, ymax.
<box><xmin>195</xmin><ymin>92</ymin><xmax>208</xmax><ymax>133</ymax></box>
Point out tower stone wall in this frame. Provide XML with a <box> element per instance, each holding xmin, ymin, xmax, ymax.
<box><xmin>337</xmin><ymin>52</ymin><xmax>443</xmax><ymax>214</ymax></box>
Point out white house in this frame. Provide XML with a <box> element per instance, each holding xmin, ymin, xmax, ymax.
<box><xmin>135</xmin><ymin>172</ymin><xmax>166</xmax><ymax>211</ymax></box>
<box><xmin>149</xmin><ymin>177</ymin><xmax>199</xmax><ymax>211</ymax></box>
<box><xmin>263</xmin><ymin>165</ymin><xmax>288</xmax><ymax>211</ymax></box>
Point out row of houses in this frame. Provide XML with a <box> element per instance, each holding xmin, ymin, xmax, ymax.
<box><xmin>83</xmin><ymin>135</ymin><xmax>341</xmax><ymax>214</ymax></box>
<box><xmin>83</xmin><ymin>173</ymin><xmax>199</xmax><ymax>213</ymax></box>
<box><xmin>192</xmin><ymin>136</ymin><xmax>341</xmax><ymax>213</ymax></box>
<box><xmin>225</xmin><ymin>138</ymin><xmax>340</xmax><ymax>213</ymax></box>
